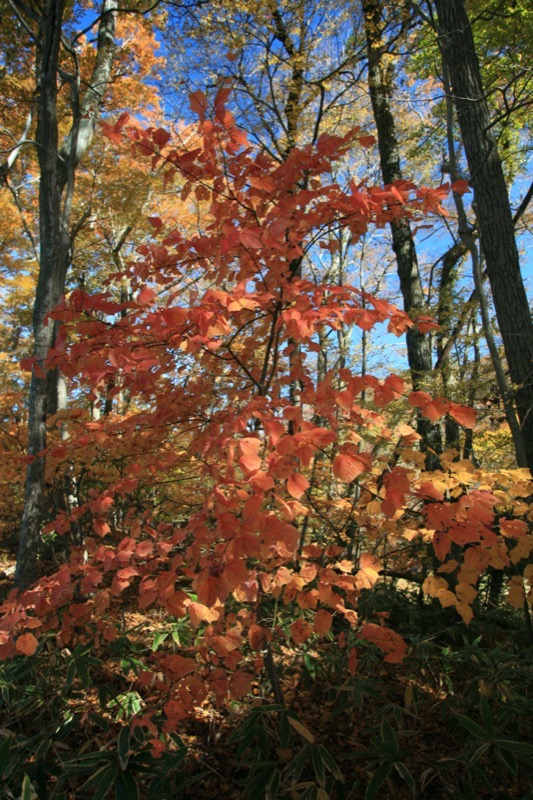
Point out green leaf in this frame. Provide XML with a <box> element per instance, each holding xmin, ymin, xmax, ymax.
<box><xmin>265</xmin><ymin>768</ymin><xmax>281</xmax><ymax>799</ymax></box>
<box><xmin>88</xmin><ymin>711</ymin><xmax>111</xmax><ymax>732</ymax></box>
<box><xmin>365</xmin><ymin>761</ymin><xmax>392</xmax><ymax>800</ymax></box>
<box><xmin>83</xmin><ymin>765</ymin><xmax>117</xmax><ymax>799</ymax></box>
<box><xmin>469</xmin><ymin>742</ymin><xmax>491</xmax><ymax>766</ymax></box>
<box><xmin>62</xmin><ymin>752</ymin><xmax>115</xmax><ymax>777</ymax></box>
<box><xmin>316</xmin><ymin>745</ymin><xmax>343</xmax><ymax>780</ymax></box>
<box><xmin>279</xmin><ymin>711</ymin><xmax>291</xmax><ymax>748</ymax></box>
<box><xmin>479</xmin><ymin>698</ymin><xmax>494</xmax><ymax>739</ymax></box>
<box><xmin>285</xmin><ymin>744</ymin><xmax>312</xmax><ymax>784</ymax></box>
<box><xmin>245</xmin><ymin>765</ymin><xmax>277</xmax><ymax>800</ymax></box>
<box><xmin>394</xmin><ymin>761</ymin><xmax>415</xmax><ymax>789</ymax></box>
<box><xmin>75</xmin><ymin>658</ymin><xmax>90</xmax><ymax>687</ymax></box>
<box><xmin>0</xmin><ymin>737</ymin><xmax>12</xmax><ymax>778</ymax></box>
<box><xmin>455</xmin><ymin>714</ymin><xmax>489</xmax><ymax>741</ymax></box>
<box><xmin>304</xmin><ymin>653</ymin><xmax>317</xmax><ymax>679</ymax></box>
<box><xmin>65</xmin><ymin>661</ymin><xmax>76</xmax><ymax>688</ymax></box>
<box><xmin>380</xmin><ymin>718</ymin><xmax>399</xmax><ymax>759</ymax></box>
<box><xmin>147</xmin><ymin>774</ymin><xmax>172</xmax><ymax>800</ymax></box>
<box><xmin>117</xmin><ymin>726</ymin><xmax>131</xmax><ymax>771</ymax></box>
<box><xmin>21</xmin><ymin>774</ymin><xmax>33</xmax><ymax>800</ymax></box>
<box><xmin>496</xmin><ymin>746</ymin><xmax>517</xmax><ymax>776</ymax></box>
<box><xmin>311</xmin><ymin>744</ymin><xmax>326</xmax><ymax>786</ymax></box>
<box><xmin>115</xmin><ymin>771</ymin><xmax>139</xmax><ymax>800</ymax></box>
<box><xmin>494</xmin><ymin>739</ymin><xmax>533</xmax><ymax>756</ymax></box>
<box><xmin>171</xmin><ymin>629</ymin><xmax>181</xmax><ymax>645</ymax></box>
<box><xmin>151</xmin><ymin>632</ymin><xmax>168</xmax><ymax>652</ymax></box>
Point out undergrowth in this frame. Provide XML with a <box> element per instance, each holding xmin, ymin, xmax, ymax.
<box><xmin>0</xmin><ymin>588</ymin><xmax>532</xmax><ymax>799</ymax></box>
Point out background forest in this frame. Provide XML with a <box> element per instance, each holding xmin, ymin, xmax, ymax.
<box><xmin>0</xmin><ymin>0</ymin><xmax>532</xmax><ymax>798</ymax></box>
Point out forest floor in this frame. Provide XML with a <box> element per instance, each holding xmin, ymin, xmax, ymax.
<box><xmin>0</xmin><ymin>543</ymin><xmax>532</xmax><ymax>800</ymax></box>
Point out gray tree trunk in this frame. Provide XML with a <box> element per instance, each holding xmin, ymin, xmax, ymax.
<box><xmin>15</xmin><ymin>0</ymin><xmax>117</xmax><ymax>589</ymax></box>
<box><xmin>363</xmin><ymin>0</ymin><xmax>441</xmax><ymax>467</ymax></box>
<box><xmin>433</xmin><ymin>0</ymin><xmax>533</xmax><ymax>470</ymax></box>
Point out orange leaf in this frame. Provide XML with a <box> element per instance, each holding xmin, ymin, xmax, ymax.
<box><xmin>248</xmin><ymin>624</ymin><xmax>271</xmax><ymax>650</ymax></box>
<box><xmin>313</xmin><ymin>609</ymin><xmax>332</xmax><ymax>636</ymax></box>
<box><xmin>238</xmin><ymin>437</ymin><xmax>262</xmax><ymax>475</ymax></box>
<box><xmin>355</xmin><ymin>552</ymin><xmax>381</xmax><ymax>589</ymax></box>
<box><xmin>348</xmin><ymin>646</ymin><xmax>358</xmax><ymax>676</ymax></box>
<box><xmin>229</xmin><ymin>671</ymin><xmax>252</xmax><ymax>700</ymax></box>
<box><xmin>414</xmin><ymin>482</ymin><xmax>444</xmax><ymax>502</ymax></box>
<box><xmin>188</xmin><ymin>601</ymin><xmax>218</xmax><ymax>627</ymax></box>
<box><xmin>451</xmin><ymin>179</ymin><xmax>471</xmax><ymax>195</ymax></box>
<box><xmin>507</xmin><ymin>577</ymin><xmax>526</xmax><ymax>609</ymax></box>
<box><xmin>287</xmin><ymin>472</ymin><xmax>309</xmax><ymax>500</ymax></box>
<box><xmin>361</xmin><ymin>623</ymin><xmax>407</xmax><ymax>664</ymax></box>
<box><xmin>15</xmin><ymin>632</ymin><xmax>38</xmax><ymax>656</ymax></box>
<box><xmin>249</xmin><ymin>470</ymin><xmax>275</xmax><ymax>491</ymax></box>
<box><xmin>333</xmin><ymin>452</ymin><xmax>370</xmax><ymax>483</ymax></box>
<box><xmin>290</xmin><ymin>619</ymin><xmax>313</xmax><ymax>645</ymax></box>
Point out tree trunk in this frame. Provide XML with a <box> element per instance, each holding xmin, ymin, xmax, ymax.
<box><xmin>433</xmin><ymin>0</ymin><xmax>533</xmax><ymax>470</ymax></box>
<box><xmin>363</xmin><ymin>0</ymin><xmax>441</xmax><ymax>468</ymax></box>
<box><xmin>15</xmin><ymin>0</ymin><xmax>117</xmax><ymax>589</ymax></box>
<box><xmin>16</xmin><ymin>0</ymin><xmax>67</xmax><ymax>589</ymax></box>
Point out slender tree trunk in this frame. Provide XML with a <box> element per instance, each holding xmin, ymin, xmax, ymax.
<box><xmin>15</xmin><ymin>0</ymin><xmax>117</xmax><ymax>589</ymax></box>
<box><xmin>363</xmin><ymin>0</ymin><xmax>441</xmax><ymax>467</ymax></box>
<box><xmin>16</xmin><ymin>0</ymin><xmax>67</xmax><ymax>589</ymax></box>
<box><xmin>433</xmin><ymin>0</ymin><xmax>533</xmax><ymax>470</ymax></box>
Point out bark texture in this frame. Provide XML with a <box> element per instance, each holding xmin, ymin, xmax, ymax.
<box><xmin>15</xmin><ymin>0</ymin><xmax>117</xmax><ymax>589</ymax></box>
<box><xmin>434</xmin><ymin>0</ymin><xmax>533</xmax><ymax>469</ymax></box>
<box><xmin>363</xmin><ymin>0</ymin><xmax>441</xmax><ymax>467</ymax></box>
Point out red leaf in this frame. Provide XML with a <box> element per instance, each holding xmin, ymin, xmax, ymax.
<box><xmin>152</xmin><ymin>127</ymin><xmax>171</xmax><ymax>147</ymax></box>
<box><xmin>147</xmin><ymin>217</ymin><xmax>163</xmax><ymax>232</ymax></box>
<box><xmin>189</xmin><ymin>90</ymin><xmax>208</xmax><ymax>119</ymax></box>
<box><xmin>451</xmin><ymin>179</ymin><xmax>471</xmax><ymax>195</ymax></box>
<box><xmin>239</xmin><ymin>228</ymin><xmax>263</xmax><ymax>249</ymax></box>
<box><xmin>448</xmin><ymin>402</ymin><xmax>476</xmax><ymax>429</ymax></box>
<box><xmin>333</xmin><ymin>452</ymin><xmax>371</xmax><ymax>483</ymax></box>
<box><xmin>408</xmin><ymin>390</ymin><xmax>433</xmax><ymax>409</ymax></box>
<box><xmin>137</xmin><ymin>287</ymin><xmax>156</xmax><ymax>304</ymax></box>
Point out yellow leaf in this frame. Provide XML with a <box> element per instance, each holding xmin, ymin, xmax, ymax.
<box><xmin>456</xmin><ymin>582</ymin><xmax>478</xmax><ymax>604</ymax></box>
<box><xmin>437</xmin><ymin>589</ymin><xmax>457</xmax><ymax>608</ymax></box>
<box><xmin>288</xmin><ymin>717</ymin><xmax>315</xmax><ymax>743</ymax></box>
<box><xmin>507</xmin><ymin>577</ymin><xmax>526</xmax><ymax>609</ymax></box>
<box><xmin>509</xmin><ymin>535</ymin><xmax>533</xmax><ymax>564</ymax></box>
<box><xmin>456</xmin><ymin>601</ymin><xmax>473</xmax><ymax>624</ymax></box>
<box><xmin>422</xmin><ymin>575</ymin><xmax>448</xmax><ymax>597</ymax></box>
